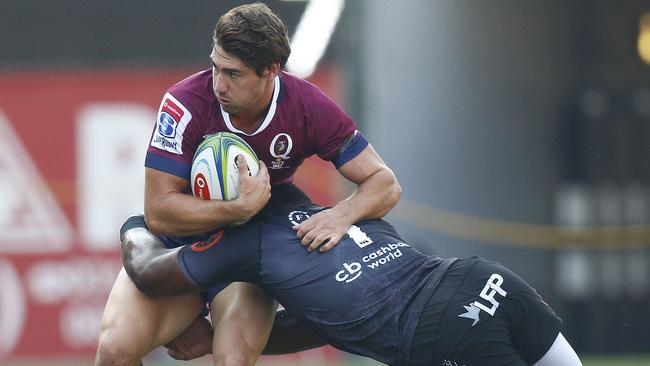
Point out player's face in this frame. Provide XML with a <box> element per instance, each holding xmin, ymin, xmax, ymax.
<box><xmin>210</xmin><ymin>45</ymin><xmax>276</xmax><ymax>115</ymax></box>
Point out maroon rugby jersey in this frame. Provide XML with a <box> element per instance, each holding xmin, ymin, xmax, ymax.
<box><xmin>146</xmin><ymin>70</ymin><xmax>366</xmax><ymax>185</ymax></box>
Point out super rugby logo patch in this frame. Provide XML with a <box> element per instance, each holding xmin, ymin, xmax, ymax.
<box><xmin>151</xmin><ymin>93</ymin><xmax>192</xmax><ymax>155</ymax></box>
<box><xmin>158</xmin><ymin>98</ymin><xmax>183</xmax><ymax>138</ymax></box>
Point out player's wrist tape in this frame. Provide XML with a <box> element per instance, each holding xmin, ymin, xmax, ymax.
<box><xmin>120</xmin><ymin>215</ymin><xmax>147</xmax><ymax>239</ymax></box>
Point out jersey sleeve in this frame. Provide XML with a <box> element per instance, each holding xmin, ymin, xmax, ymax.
<box><xmin>177</xmin><ymin>224</ymin><xmax>262</xmax><ymax>289</ymax></box>
<box><xmin>307</xmin><ymin>89</ymin><xmax>368</xmax><ymax>166</ymax></box>
<box><xmin>330</xmin><ymin>130</ymin><xmax>369</xmax><ymax>169</ymax></box>
<box><xmin>145</xmin><ymin>91</ymin><xmax>205</xmax><ymax>180</ymax></box>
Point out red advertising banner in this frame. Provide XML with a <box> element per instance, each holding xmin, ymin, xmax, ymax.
<box><xmin>0</xmin><ymin>68</ymin><xmax>344</xmax><ymax>361</ymax></box>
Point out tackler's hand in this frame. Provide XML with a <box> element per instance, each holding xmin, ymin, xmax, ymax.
<box><xmin>164</xmin><ymin>315</ymin><xmax>213</xmax><ymax>361</ymax></box>
<box><xmin>293</xmin><ymin>208</ymin><xmax>350</xmax><ymax>253</ymax></box>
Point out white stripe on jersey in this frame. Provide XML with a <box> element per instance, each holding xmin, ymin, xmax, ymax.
<box><xmin>221</xmin><ymin>76</ymin><xmax>280</xmax><ymax>136</ymax></box>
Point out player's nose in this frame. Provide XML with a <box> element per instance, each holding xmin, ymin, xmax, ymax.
<box><xmin>214</xmin><ymin>75</ymin><xmax>228</xmax><ymax>93</ymax></box>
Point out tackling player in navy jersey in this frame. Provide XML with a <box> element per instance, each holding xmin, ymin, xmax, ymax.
<box><xmin>119</xmin><ymin>197</ymin><xmax>583</xmax><ymax>366</ymax></box>
<box><xmin>95</xmin><ymin>3</ymin><xmax>401</xmax><ymax>366</ymax></box>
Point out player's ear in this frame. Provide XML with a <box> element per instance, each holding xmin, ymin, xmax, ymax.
<box><xmin>264</xmin><ymin>63</ymin><xmax>281</xmax><ymax>79</ymax></box>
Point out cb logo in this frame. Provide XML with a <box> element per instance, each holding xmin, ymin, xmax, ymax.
<box><xmin>335</xmin><ymin>262</ymin><xmax>362</xmax><ymax>283</ymax></box>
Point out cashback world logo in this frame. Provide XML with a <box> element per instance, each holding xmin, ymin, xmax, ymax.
<box><xmin>334</xmin><ymin>242</ymin><xmax>410</xmax><ymax>283</ymax></box>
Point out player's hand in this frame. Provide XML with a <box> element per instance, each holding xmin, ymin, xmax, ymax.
<box><xmin>235</xmin><ymin>156</ymin><xmax>271</xmax><ymax>223</ymax></box>
<box><xmin>164</xmin><ymin>315</ymin><xmax>213</xmax><ymax>360</ymax></box>
<box><xmin>293</xmin><ymin>209</ymin><xmax>350</xmax><ymax>252</ymax></box>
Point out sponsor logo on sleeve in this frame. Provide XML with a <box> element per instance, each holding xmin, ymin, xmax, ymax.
<box><xmin>158</xmin><ymin>99</ymin><xmax>183</xmax><ymax>138</ymax></box>
<box><xmin>151</xmin><ymin>93</ymin><xmax>192</xmax><ymax>155</ymax></box>
<box><xmin>158</xmin><ymin>112</ymin><xmax>177</xmax><ymax>138</ymax></box>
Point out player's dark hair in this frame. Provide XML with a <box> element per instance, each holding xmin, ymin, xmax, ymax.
<box><xmin>214</xmin><ymin>3</ymin><xmax>291</xmax><ymax>76</ymax></box>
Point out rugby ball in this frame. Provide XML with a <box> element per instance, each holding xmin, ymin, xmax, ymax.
<box><xmin>190</xmin><ymin>132</ymin><xmax>260</xmax><ymax>201</ymax></box>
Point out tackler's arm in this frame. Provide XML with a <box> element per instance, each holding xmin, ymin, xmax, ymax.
<box><xmin>120</xmin><ymin>215</ymin><xmax>200</xmax><ymax>296</ymax></box>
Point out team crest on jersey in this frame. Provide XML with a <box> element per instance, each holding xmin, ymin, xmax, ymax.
<box><xmin>269</xmin><ymin>133</ymin><xmax>293</xmax><ymax>170</ymax></box>
<box><xmin>151</xmin><ymin>93</ymin><xmax>192</xmax><ymax>155</ymax></box>
<box><xmin>288</xmin><ymin>210</ymin><xmax>310</xmax><ymax>226</ymax></box>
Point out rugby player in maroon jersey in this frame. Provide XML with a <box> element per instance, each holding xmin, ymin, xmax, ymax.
<box><xmin>95</xmin><ymin>3</ymin><xmax>401</xmax><ymax>365</ymax></box>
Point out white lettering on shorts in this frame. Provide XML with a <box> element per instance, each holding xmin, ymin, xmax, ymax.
<box><xmin>457</xmin><ymin>273</ymin><xmax>507</xmax><ymax>326</ymax></box>
<box><xmin>442</xmin><ymin>360</ymin><xmax>467</xmax><ymax>366</ymax></box>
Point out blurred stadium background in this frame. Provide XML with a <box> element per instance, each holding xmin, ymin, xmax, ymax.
<box><xmin>1</xmin><ymin>0</ymin><xmax>649</xmax><ymax>364</ymax></box>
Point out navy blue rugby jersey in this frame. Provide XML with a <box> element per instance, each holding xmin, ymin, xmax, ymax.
<box><xmin>178</xmin><ymin>203</ymin><xmax>455</xmax><ymax>365</ymax></box>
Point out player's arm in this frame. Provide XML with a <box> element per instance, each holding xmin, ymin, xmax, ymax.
<box><xmin>145</xmin><ymin>156</ymin><xmax>271</xmax><ymax>236</ymax></box>
<box><xmin>121</xmin><ymin>214</ymin><xmax>260</xmax><ymax>296</ymax></box>
<box><xmin>294</xmin><ymin>143</ymin><xmax>401</xmax><ymax>252</ymax></box>
<box><xmin>120</xmin><ymin>215</ymin><xmax>200</xmax><ymax>296</ymax></box>
<box><xmin>120</xmin><ymin>215</ymin><xmax>327</xmax><ymax>360</ymax></box>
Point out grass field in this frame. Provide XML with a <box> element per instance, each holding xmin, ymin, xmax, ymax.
<box><xmin>4</xmin><ymin>355</ymin><xmax>650</xmax><ymax>366</ymax></box>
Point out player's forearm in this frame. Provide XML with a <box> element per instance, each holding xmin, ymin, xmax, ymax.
<box><xmin>334</xmin><ymin>167</ymin><xmax>401</xmax><ymax>224</ymax></box>
<box><xmin>120</xmin><ymin>216</ymin><xmax>199</xmax><ymax>296</ymax></box>
<box><xmin>145</xmin><ymin>192</ymin><xmax>251</xmax><ymax>236</ymax></box>
<box><xmin>121</xmin><ymin>224</ymin><xmax>172</xmax><ymax>293</ymax></box>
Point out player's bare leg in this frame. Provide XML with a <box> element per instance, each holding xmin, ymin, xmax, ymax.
<box><xmin>95</xmin><ymin>267</ymin><xmax>205</xmax><ymax>366</ymax></box>
<box><xmin>210</xmin><ymin>282</ymin><xmax>278</xmax><ymax>366</ymax></box>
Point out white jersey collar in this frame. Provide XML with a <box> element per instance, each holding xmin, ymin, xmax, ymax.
<box><xmin>221</xmin><ymin>75</ymin><xmax>280</xmax><ymax>136</ymax></box>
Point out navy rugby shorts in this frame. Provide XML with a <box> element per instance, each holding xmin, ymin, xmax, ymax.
<box><xmin>409</xmin><ymin>256</ymin><xmax>562</xmax><ymax>366</ymax></box>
